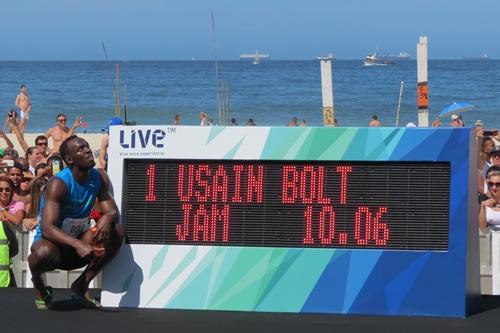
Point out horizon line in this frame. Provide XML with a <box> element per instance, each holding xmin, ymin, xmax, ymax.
<box><xmin>0</xmin><ymin>58</ymin><xmax>496</xmax><ymax>62</ymax></box>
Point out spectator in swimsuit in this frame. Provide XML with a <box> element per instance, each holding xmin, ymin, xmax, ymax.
<box><xmin>15</xmin><ymin>85</ymin><xmax>31</xmax><ymax>133</ymax></box>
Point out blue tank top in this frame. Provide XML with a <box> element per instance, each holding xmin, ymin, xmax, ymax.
<box><xmin>34</xmin><ymin>168</ymin><xmax>102</xmax><ymax>241</ymax></box>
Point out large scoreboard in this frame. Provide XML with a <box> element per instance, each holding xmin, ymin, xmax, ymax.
<box><xmin>101</xmin><ymin>126</ymin><xmax>479</xmax><ymax>317</ymax></box>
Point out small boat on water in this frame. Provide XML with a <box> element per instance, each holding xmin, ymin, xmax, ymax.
<box><xmin>240</xmin><ymin>51</ymin><xmax>271</xmax><ymax>65</ymax></box>
<box><xmin>363</xmin><ymin>51</ymin><xmax>410</xmax><ymax>66</ymax></box>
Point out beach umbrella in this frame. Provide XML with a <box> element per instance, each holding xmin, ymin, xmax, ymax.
<box><xmin>439</xmin><ymin>101</ymin><xmax>476</xmax><ymax>118</ymax></box>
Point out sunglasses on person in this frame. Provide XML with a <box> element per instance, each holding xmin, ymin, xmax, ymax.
<box><xmin>37</xmin><ymin>142</ymin><xmax>48</xmax><ymax>146</ymax></box>
<box><xmin>0</xmin><ymin>187</ymin><xmax>11</xmax><ymax>193</ymax></box>
<box><xmin>58</xmin><ymin>118</ymin><xmax>67</xmax><ymax>123</ymax></box>
<box><xmin>488</xmin><ymin>182</ymin><xmax>500</xmax><ymax>188</ymax></box>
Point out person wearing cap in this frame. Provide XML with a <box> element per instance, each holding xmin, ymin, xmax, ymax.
<box><xmin>45</xmin><ymin>113</ymin><xmax>84</xmax><ymax>153</ymax></box>
<box><xmin>98</xmin><ymin>117</ymin><xmax>123</xmax><ymax>170</ymax></box>
<box><xmin>450</xmin><ymin>114</ymin><xmax>461</xmax><ymax>128</ymax></box>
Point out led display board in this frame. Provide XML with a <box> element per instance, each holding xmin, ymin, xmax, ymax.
<box><xmin>102</xmin><ymin>126</ymin><xmax>479</xmax><ymax>318</ymax></box>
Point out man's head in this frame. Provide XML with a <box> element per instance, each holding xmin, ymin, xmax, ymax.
<box><xmin>450</xmin><ymin>114</ymin><xmax>461</xmax><ymax>127</ymax></box>
<box><xmin>4</xmin><ymin>149</ymin><xmax>19</xmax><ymax>160</ymax></box>
<box><xmin>483</xmin><ymin>137</ymin><xmax>495</xmax><ymax>160</ymax></box>
<box><xmin>14</xmin><ymin>157</ymin><xmax>29</xmax><ymax>173</ymax></box>
<box><xmin>7</xmin><ymin>164</ymin><xmax>24</xmax><ymax>188</ymax></box>
<box><xmin>26</xmin><ymin>146</ymin><xmax>43</xmax><ymax>168</ymax></box>
<box><xmin>20</xmin><ymin>84</ymin><xmax>27</xmax><ymax>93</ymax></box>
<box><xmin>56</xmin><ymin>113</ymin><xmax>68</xmax><ymax>128</ymax></box>
<box><xmin>35</xmin><ymin>135</ymin><xmax>49</xmax><ymax>155</ymax></box>
<box><xmin>491</xmin><ymin>145</ymin><xmax>500</xmax><ymax>167</ymax></box>
<box><xmin>60</xmin><ymin>135</ymin><xmax>95</xmax><ymax>170</ymax></box>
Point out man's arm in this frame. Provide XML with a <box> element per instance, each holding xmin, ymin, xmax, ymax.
<box><xmin>95</xmin><ymin>169</ymin><xmax>119</xmax><ymax>243</ymax></box>
<box><xmin>0</xmin><ymin>130</ymin><xmax>14</xmax><ymax>149</ymax></box>
<box><xmin>98</xmin><ymin>135</ymin><xmax>109</xmax><ymax>169</ymax></box>
<box><xmin>8</xmin><ymin>118</ymin><xmax>28</xmax><ymax>153</ymax></box>
<box><xmin>42</xmin><ymin>177</ymin><xmax>93</xmax><ymax>257</ymax></box>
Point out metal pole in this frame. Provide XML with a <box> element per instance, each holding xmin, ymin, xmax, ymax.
<box><xmin>396</xmin><ymin>80</ymin><xmax>404</xmax><ymax>126</ymax></box>
<box><xmin>115</xmin><ymin>64</ymin><xmax>121</xmax><ymax>117</ymax></box>
<box><xmin>211</xmin><ymin>12</ymin><xmax>222</xmax><ymax>125</ymax></box>
<box><xmin>317</xmin><ymin>55</ymin><xmax>335</xmax><ymax>126</ymax></box>
<box><xmin>417</xmin><ymin>36</ymin><xmax>429</xmax><ymax>127</ymax></box>
<box><xmin>124</xmin><ymin>82</ymin><xmax>128</xmax><ymax>123</ymax></box>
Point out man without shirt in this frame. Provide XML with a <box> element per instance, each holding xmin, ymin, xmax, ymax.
<box><xmin>45</xmin><ymin>113</ymin><xmax>83</xmax><ymax>153</ymax></box>
<box><xmin>15</xmin><ymin>85</ymin><xmax>31</xmax><ymax>133</ymax></box>
<box><xmin>28</xmin><ymin>135</ymin><xmax>124</xmax><ymax>309</ymax></box>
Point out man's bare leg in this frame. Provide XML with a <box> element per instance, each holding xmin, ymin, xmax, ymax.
<box><xmin>70</xmin><ymin>225</ymin><xmax>125</xmax><ymax>303</ymax></box>
<box><xmin>28</xmin><ymin>240</ymin><xmax>62</xmax><ymax>308</ymax></box>
<box><xmin>19</xmin><ymin>118</ymin><xmax>27</xmax><ymax>133</ymax></box>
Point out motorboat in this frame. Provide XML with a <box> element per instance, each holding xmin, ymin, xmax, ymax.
<box><xmin>363</xmin><ymin>51</ymin><xmax>410</xmax><ymax>66</ymax></box>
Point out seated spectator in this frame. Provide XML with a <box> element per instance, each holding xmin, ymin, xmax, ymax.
<box><xmin>288</xmin><ymin>117</ymin><xmax>298</xmax><ymax>126</ymax></box>
<box><xmin>450</xmin><ymin>114</ymin><xmax>462</xmax><ymax>127</ymax></box>
<box><xmin>431</xmin><ymin>116</ymin><xmax>441</xmax><ymax>127</ymax></box>
<box><xmin>479</xmin><ymin>166</ymin><xmax>500</xmax><ymax>229</ymax></box>
<box><xmin>246</xmin><ymin>118</ymin><xmax>256</xmax><ymax>126</ymax></box>
<box><xmin>199</xmin><ymin>112</ymin><xmax>208</xmax><ymax>126</ymax></box>
<box><xmin>0</xmin><ymin>176</ymin><xmax>26</xmax><ymax>227</ymax></box>
<box><xmin>230</xmin><ymin>118</ymin><xmax>238</xmax><ymax>126</ymax></box>
<box><xmin>369</xmin><ymin>114</ymin><xmax>382</xmax><ymax>127</ymax></box>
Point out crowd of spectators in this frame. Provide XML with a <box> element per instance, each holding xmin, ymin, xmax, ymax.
<box><xmin>0</xmin><ymin>112</ymin><xmax>88</xmax><ymax>287</ymax></box>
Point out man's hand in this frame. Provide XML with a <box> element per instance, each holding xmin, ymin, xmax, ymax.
<box><xmin>95</xmin><ymin>218</ymin><xmax>113</xmax><ymax>243</ymax></box>
<box><xmin>72</xmin><ymin>115</ymin><xmax>83</xmax><ymax>130</ymax></box>
<box><xmin>8</xmin><ymin>116</ymin><xmax>18</xmax><ymax>129</ymax></box>
<box><xmin>74</xmin><ymin>239</ymin><xmax>94</xmax><ymax>258</ymax></box>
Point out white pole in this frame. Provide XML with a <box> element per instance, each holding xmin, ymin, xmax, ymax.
<box><xmin>417</xmin><ymin>36</ymin><xmax>429</xmax><ymax>127</ymax></box>
<box><xmin>318</xmin><ymin>55</ymin><xmax>335</xmax><ymax>126</ymax></box>
<box><xmin>396</xmin><ymin>80</ymin><xmax>404</xmax><ymax>126</ymax></box>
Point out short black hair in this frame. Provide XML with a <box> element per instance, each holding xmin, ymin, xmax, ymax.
<box><xmin>35</xmin><ymin>135</ymin><xmax>48</xmax><ymax>145</ymax></box>
<box><xmin>59</xmin><ymin>135</ymin><xmax>78</xmax><ymax>165</ymax></box>
<box><xmin>20</xmin><ymin>84</ymin><xmax>26</xmax><ymax>89</ymax></box>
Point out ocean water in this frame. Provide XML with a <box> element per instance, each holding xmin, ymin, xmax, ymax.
<box><xmin>0</xmin><ymin>60</ymin><xmax>498</xmax><ymax>132</ymax></box>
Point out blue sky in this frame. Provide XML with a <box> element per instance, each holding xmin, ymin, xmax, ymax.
<box><xmin>0</xmin><ymin>0</ymin><xmax>497</xmax><ymax>60</ymax></box>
